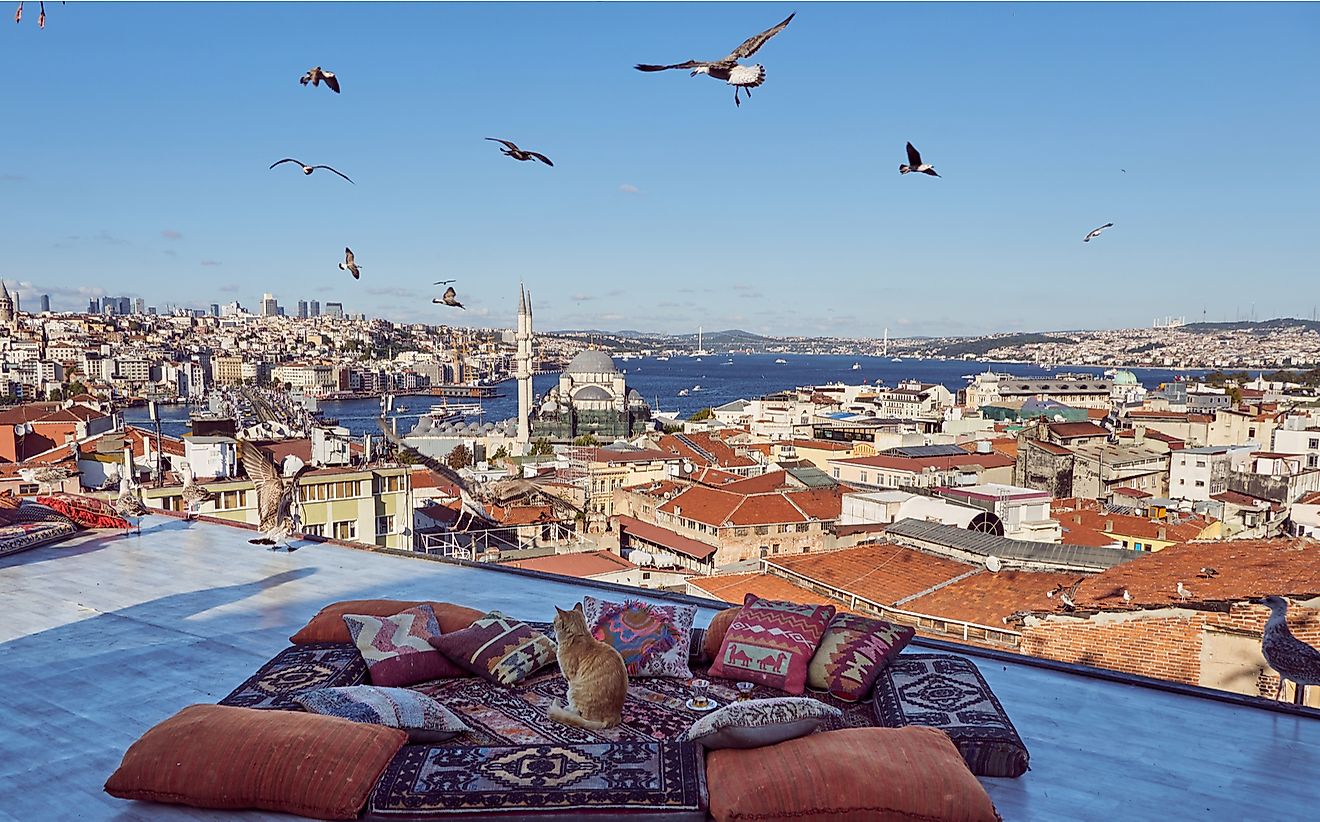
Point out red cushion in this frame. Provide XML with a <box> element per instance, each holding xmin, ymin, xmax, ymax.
<box><xmin>36</xmin><ymin>493</ymin><xmax>129</xmax><ymax>529</ymax></box>
<box><xmin>290</xmin><ymin>599</ymin><xmax>483</xmax><ymax>644</ymax></box>
<box><xmin>708</xmin><ymin>594</ymin><xmax>835</xmax><ymax>695</ymax></box>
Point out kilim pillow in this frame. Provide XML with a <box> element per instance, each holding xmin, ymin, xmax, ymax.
<box><xmin>35</xmin><ymin>493</ymin><xmax>130</xmax><ymax>530</ymax></box>
<box><xmin>291</xmin><ymin>599</ymin><xmax>484</xmax><ymax>644</ymax></box>
<box><xmin>582</xmin><ymin>595</ymin><xmax>696</xmax><ymax>678</ymax></box>
<box><xmin>104</xmin><ymin>704</ymin><xmax>406</xmax><ymax>820</ymax></box>
<box><xmin>707</xmin><ymin>594</ymin><xmax>835</xmax><ymax>695</ymax></box>
<box><xmin>293</xmin><ymin>686</ymin><xmax>471</xmax><ymax>743</ymax></box>
<box><xmin>705</xmin><ymin>726</ymin><xmax>1001</xmax><ymax>822</ymax></box>
<box><xmin>701</xmin><ymin>606</ymin><xmax>743</xmax><ymax>662</ymax></box>
<box><xmin>343</xmin><ymin>604</ymin><xmax>465</xmax><ymax>687</ymax></box>
<box><xmin>0</xmin><ymin>490</ymin><xmax>18</xmax><ymax>525</ymax></box>
<box><xmin>685</xmin><ymin>696</ymin><xmax>841</xmax><ymax>750</ymax></box>
<box><xmin>428</xmin><ymin>610</ymin><xmax>558</xmax><ymax>687</ymax></box>
<box><xmin>808</xmin><ymin>613</ymin><xmax>916</xmax><ymax>702</ymax></box>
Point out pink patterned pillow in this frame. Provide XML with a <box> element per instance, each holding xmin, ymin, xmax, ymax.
<box><xmin>807</xmin><ymin>613</ymin><xmax>915</xmax><ymax>701</ymax></box>
<box><xmin>342</xmin><ymin>605</ymin><xmax>464</xmax><ymax>687</ymax></box>
<box><xmin>581</xmin><ymin>595</ymin><xmax>695</xmax><ymax>679</ymax></box>
<box><xmin>708</xmin><ymin>594</ymin><xmax>836</xmax><ymax>695</ymax></box>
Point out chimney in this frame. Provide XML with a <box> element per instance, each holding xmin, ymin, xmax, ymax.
<box><xmin>1158</xmin><ymin>526</ymin><xmax>1167</xmax><ymax>541</ymax></box>
<box><xmin>1105</xmin><ymin>519</ymin><xmax>1114</xmax><ymax>531</ymax></box>
<box><xmin>1134</xmin><ymin>425</ymin><xmax>1146</xmax><ymax>444</ymax></box>
<box><xmin>1074</xmin><ymin>513</ymin><xmax>1082</xmax><ymax>525</ymax></box>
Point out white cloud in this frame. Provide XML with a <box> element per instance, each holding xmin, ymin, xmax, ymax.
<box><xmin>618</xmin><ymin>184</ymin><xmax>640</xmax><ymax>194</ymax></box>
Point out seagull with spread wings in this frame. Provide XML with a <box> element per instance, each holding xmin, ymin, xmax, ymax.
<box><xmin>269</xmin><ymin>158</ymin><xmax>354</xmax><ymax>184</ymax></box>
<box><xmin>339</xmin><ymin>247</ymin><xmax>362</xmax><ymax>279</ymax></box>
<box><xmin>300</xmin><ymin>66</ymin><xmax>340</xmax><ymax>93</ymax></box>
<box><xmin>899</xmin><ymin>142</ymin><xmax>940</xmax><ymax>177</ymax></box>
<box><xmin>434</xmin><ymin>287</ymin><xmax>465</xmax><ymax>309</ymax></box>
<box><xmin>635</xmin><ymin>12</ymin><xmax>795</xmax><ymax>106</ymax></box>
<box><xmin>240</xmin><ymin>440</ymin><xmax>311</xmax><ymax>550</ymax></box>
<box><xmin>485</xmin><ymin>138</ymin><xmax>553</xmax><ymax>166</ymax></box>
<box><xmin>376</xmin><ymin>414</ymin><xmax>490</xmax><ymax>530</ymax></box>
<box><xmin>1083</xmin><ymin>223</ymin><xmax>1114</xmax><ymax>242</ymax></box>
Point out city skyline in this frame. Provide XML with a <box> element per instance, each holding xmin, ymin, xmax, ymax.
<box><xmin>2</xmin><ymin>4</ymin><xmax>1317</xmax><ymax>335</ymax></box>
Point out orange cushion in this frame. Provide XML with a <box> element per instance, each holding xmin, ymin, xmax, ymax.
<box><xmin>104</xmin><ymin>704</ymin><xmax>407</xmax><ymax>820</ymax></box>
<box><xmin>706</xmin><ymin>727</ymin><xmax>1001</xmax><ymax>822</ymax></box>
<box><xmin>702</xmin><ymin>606</ymin><xmax>742</xmax><ymax>661</ymax></box>
<box><xmin>290</xmin><ymin>599</ymin><xmax>484</xmax><ymax>644</ymax></box>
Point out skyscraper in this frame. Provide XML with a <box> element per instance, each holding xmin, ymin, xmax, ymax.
<box><xmin>134</xmin><ymin>297</ymin><xmax>145</xmax><ymax>315</ymax></box>
<box><xmin>39</xmin><ymin>294</ymin><xmax>50</xmax><ymax>313</ymax></box>
<box><xmin>324</xmin><ymin>302</ymin><xmax>344</xmax><ymax>319</ymax></box>
<box><xmin>297</xmin><ymin>300</ymin><xmax>308</xmax><ymax>319</ymax></box>
<box><xmin>209</xmin><ymin>304</ymin><xmax>220</xmax><ymax>317</ymax></box>
<box><xmin>260</xmin><ymin>293</ymin><xmax>278</xmax><ymax>317</ymax></box>
<box><xmin>310</xmin><ymin>300</ymin><xmax>320</xmax><ymax>317</ymax></box>
<box><xmin>89</xmin><ymin>298</ymin><xmax>101</xmax><ymax>313</ymax></box>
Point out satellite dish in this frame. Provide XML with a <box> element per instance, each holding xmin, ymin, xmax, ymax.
<box><xmin>13</xmin><ymin>423</ymin><xmax>25</xmax><ymax>437</ymax></box>
<box><xmin>985</xmin><ymin>555</ymin><xmax>1002</xmax><ymax>573</ymax></box>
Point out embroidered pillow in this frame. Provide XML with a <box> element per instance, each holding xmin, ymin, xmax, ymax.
<box><xmin>293</xmin><ymin>686</ymin><xmax>470</xmax><ymax>743</ymax></box>
<box><xmin>700</xmin><ymin>606</ymin><xmax>743</xmax><ymax>662</ymax></box>
<box><xmin>343</xmin><ymin>605</ymin><xmax>464</xmax><ymax>687</ymax></box>
<box><xmin>807</xmin><ymin>613</ymin><xmax>916</xmax><ymax>702</ymax></box>
<box><xmin>581</xmin><ymin>595</ymin><xmax>695</xmax><ymax>679</ymax></box>
<box><xmin>35</xmin><ymin>493</ymin><xmax>130</xmax><ymax>530</ymax></box>
<box><xmin>707</xmin><ymin>594</ymin><xmax>835</xmax><ymax>695</ymax></box>
<box><xmin>428</xmin><ymin>610</ymin><xmax>557</xmax><ymax>687</ymax></box>
<box><xmin>685</xmin><ymin>696</ymin><xmax>841</xmax><ymax>750</ymax></box>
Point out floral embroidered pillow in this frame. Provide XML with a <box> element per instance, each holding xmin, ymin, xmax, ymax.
<box><xmin>807</xmin><ymin>613</ymin><xmax>915</xmax><ymax>701</ymax></box>
<box><xmin>708</xmin><ymin>594</ymin><xmax>835</xmax><ymax>695</ymax></box>
<box><xmin>581</xmin><ymin>595</ymin><xmax>696</xmax><ymax>679</ymax></box>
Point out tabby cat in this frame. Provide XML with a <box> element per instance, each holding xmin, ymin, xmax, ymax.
<box><xmin>548</xmin><ymin>603</ymin><xmax>629</xmax><ymax>729</ymax></box>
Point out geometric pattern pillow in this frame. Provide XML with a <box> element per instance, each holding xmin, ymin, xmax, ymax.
<box><xmin>343</xmin><ymin>605</ymin><xmax>464</xmax><ymax>688</ymax></box>
<box><xmin>707</xmin><ymin>594</ymin><xmax>836</xmax><ymax>695</ymax></box>
<box><xmin>684</xmin><ymin>696</ymin><xmax>842</xmax><ymax>750</ymax></box>
<box><xmin>807</xmin><ymin>613</ymin><xmax>916</xmax><ymax>702</ymax></box>
<box><xmin>427</xmin><ymin>610</ymin><xmax>557</xmax><ymax>687</ymax></box>
<box><xmin>293</xmin><ymin>686</ymin><xmax>471</xmax><ymax>743</ymax></box>
<box><xmin>872</xmin><ymin>653</ymin><xmax>1030</xmax><ymax>778</ymax></box>
<box><xmin>582</xmin><ymin>595</ymin><xmax>695</xmax><ymax>679</ymax></box>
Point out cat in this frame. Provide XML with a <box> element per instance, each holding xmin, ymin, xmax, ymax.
<box><xmin>547</xmin><ymin>603</ymin><xmax>629</xmax><ymax>730</ymax></box>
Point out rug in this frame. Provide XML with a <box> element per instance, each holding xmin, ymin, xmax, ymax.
<box><xmin>219</xmin><ymin>642</ymin><xmax>367</xmax><ymax>710</ymax></box>
<box><xmin>872</xmin><ymin>653</ymin><xmax>1030</xmax><ymax>778</ymax></box>
<box><xmin>366</xmin><ymin>740</ymin><xmax>706</xmax><ymax>820</ymax></box>
<box><xmin>0</xmin><ymin>521</ymin><xmax>78</xmax><ymax>559</ymax></box>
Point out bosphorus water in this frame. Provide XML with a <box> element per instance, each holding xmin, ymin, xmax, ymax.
<box><xmin>124</xmin><ymin>354</ymin><xmax>1205</xmax><ymax>439</ymax></box>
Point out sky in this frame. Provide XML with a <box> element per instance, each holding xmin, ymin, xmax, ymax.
<box><xmin>2</xmin><ymin>2</ymin><xmax>1317</xmax><ymax>338</ymax></box>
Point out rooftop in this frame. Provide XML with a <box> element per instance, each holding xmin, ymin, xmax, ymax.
<box><xmin>3</xmin><ymin>519</ymin><xmax>1319</xmax><ymax>820</ymax></box>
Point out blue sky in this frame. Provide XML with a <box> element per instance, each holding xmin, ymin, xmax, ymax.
<box><xmin>2</xmin><ymin>3</ymin><xmax>1317</xmax><ymax>337</ymax></box>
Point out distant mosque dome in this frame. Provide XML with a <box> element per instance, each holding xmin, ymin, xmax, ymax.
<box><xmin>573</xmin><ymin>385</ymin><xmax>613</xmax><ymax>402</ymax></box>
<box><xmin>565</xmin><ymin>349</ymin><xmax>618</xmax><ymax>376</ymax></box>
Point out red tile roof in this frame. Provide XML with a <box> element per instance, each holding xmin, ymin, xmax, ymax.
<box><xmin>1050</xmin><ymin>501</ymin><xmax>1214</xmax><ymax>543</ymax></box>
<box><xmin>617</xmin><ymin>515</ymin><xmax>718</xmax><ymax>561</ymax></box>
<box><xmin>501</xmin><ymin>550</ymin><xmax>637</xmax><ymax>578</ymax></box>
<box><xmin>767</xmin><ymin>543</ymin><xmax>971</xmax><ymax>605</ymax></box>
<box><xmin>781</xmin><ymin>438</ymin><xmax>854</xmax><ymax>452</ymax></box>
<box><xmin>485</xmin><ymin>504</ymin><xmax>559</xmax><ymax>526</ymax></box>
<box><xmin>689</xmin><ymin>466</ymin><xmax>744</xmax><ymax>487</ymax></box>
<box><xmin>1026</xmin><ymin>438</ymin><xmax>1074</xmax><ymax>456</ymax></box>
<box><xmin>1047</xmin><ymin>422</ymin><xmax>1109</xmax><ymax>439</ymax></box>
<box><xmin>904</xmin><ymin>570</ymin><xmax>1082</xmax><ymax>627</ymax></box>
<box><xmin>657</xmin><ymin>484</ymin><xmax>844</xmax><ymax>527</ymax></box>
<box><xmin>830</xmin><ymin>452</ymin><xmax>1015</xmax><ymax>472</ymax></box>
<box><xmin>687</xmin><ymin>572</ymin><xmax>853</xmax><ymax>612</ymax></box>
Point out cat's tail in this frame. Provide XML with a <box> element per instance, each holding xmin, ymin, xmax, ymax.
<box><xmin>548</xmin><ymin>701</ymin><xmax>612</xmax><ymax>730</ymax></box>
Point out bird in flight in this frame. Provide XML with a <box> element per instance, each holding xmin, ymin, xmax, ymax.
<box><xmin>434</xmin><ymin>279</ymin><xmax>456</xmax><ymax>285</ymax></box>
<box><xmin>376</xmin><ymin>415</ymin><xmax>490</xmax><ymax>530</ymax></box>
<box><xmin>300</xmin><ymin>66</ymin><xmax>340</xmax><ymax>93</ymax></box>
<box><xmin>636</xmin><ymin>12</ymin><xmax>795</xmax><ymax>107</ymax></box>
<box><xmin>434</xmin><ymin>286</ymin><xmax>465</xmax><ymax>310</ymax></box>
<box><xmin>240</xmin><ymin>441</ymin><xmax>311</xmax><ymax>551</ymax></box>
<box><xmin>486</xmin><ymin>138</ymin><xmax>553</xmax><ymax>166</ymax></box>
<box><xmin>1083</xmin><ymin>223</ymin><xmax>1114</xmax><ymax>242</ymax></box>
<box><xmin>269</xmin><ymin>158</ymin><xmax>354</xmax><ymax>184</ymax></box>
<box><xmin>339</xmin><ymin>247</ymin><xmax>362</xmax><ymax>279</ymax></box>
<box><xmin>899</xmin><ymin>142</ymin><xmax>939</xmax><ymax>177</ymax></box>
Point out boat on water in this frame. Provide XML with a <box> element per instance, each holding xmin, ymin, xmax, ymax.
<box><xmin>891</xmin><ymin>357</ymin><xmax>904</xmax><ymax>363</ymax></box>
<box><xmin>851</xmin><ymin>362</ymin><xmax>861</xmax><ymax>370</ymax></box>
<box><xmin>429</xmin><ymin>401</ymin><xmax>485</xmax><ymax>418</ymax></box>
<box><xmin>774</xmin><ymin>358</ymin><xmax>787</xmax><ymax>364</ymax></box>
<box><xmin>722</xmin><ymin>360</ymin><xmax>733</xmax><ymax>365</ymax></box>
<box><xmin>692</xmin><ymin>385</ymin><xmax>703</xmax><ymax>393</ymax></box>
<box><xmin>655</xmin><ymin>356</ymin><xmax>670</xmax><ymax>361</ymax></box>
<box><xmin>677</xmin><ymin>389</ymin><xmax>689</xmax><ymax>396</ymax></box>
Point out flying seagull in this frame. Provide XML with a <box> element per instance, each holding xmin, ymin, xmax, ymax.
<box><xmin>485</xmin><ymin>138</ymin><xmax>553</xmax><ymax>166</ymax></box>
<box><xmin>339</xmin><ymin>247</ymin><xmax>362</xmax><ymax>279</ymax></box>
<box><xmin>269</xmin><ymin>158</ymin><xmax>354</xmax><ymax>184</ymax></box>
<box><xmin>635</xmin><ymin>12</ymin><xmax>795</xmax><ymax>107</ymax></box>
<box><xmin>376</xmin><ymin>414</ymin><xmax>491</xmax><ymax>530</ymax></box>
<box><xmin>15</xmin><ymin>1</ymin><xmax>57</xmax><ymax>28</ymax></box>
<box><xmin>899</xmin><ymin>142</ymin><xmax>939</xmax><ymax>177</ymax></box>
<box><xmin>434</xmin><ymin>279</ymin><xmax>456</xmax><ymax>285</ymax></box>
<box><xmin>1083</xmin><ymin>222</ymin><xmax>1114</xmax><ymax>242</ymax></box>
<box><xmin>1256</xmin><ymin>595</ymin><xmax>1320</xmax><ymax>702</ymax></box>
<box><xmin>300</xmin><ymin>66</ymin><xmax>340</xmax><ymax>93</ymax></box>
<box><xmin>434</xmin><ymin>286</ymin><xmax>465</xmax><ymax>309</ymax></box>
<box><xmin>240</xmin><ymin>441</ymin><xmax>311</xmax><ymax>550</ymax></box>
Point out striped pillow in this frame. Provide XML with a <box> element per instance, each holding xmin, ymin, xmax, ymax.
<box><xmin>343</xmin><ymin>604</ymin><xmax>465</xmax><ymax>687</ymax></box>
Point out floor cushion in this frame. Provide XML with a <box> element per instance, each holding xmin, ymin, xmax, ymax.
<box><xmin>582</xmin><ymin>594</ymin><xmax>696</xmax><ymax>678</ymax></box>
<box><xmin>808</xmin><ymin>613</ymin><xmax>916</xmax><ymax>702</ymax></box>
<box><xmin>0</xmin><ymin>489</ymin><xmax>19</xmax><ymax>525</ymax></box>
<box><xmin>0</xmin><ymin>520</ymin><xmax>78</xmax><ymax>559</ymax></box>
<box><xmin>686</xmin><ymin>696</ymin><xmax>841</xmax><ymax>750</ymax></box>
<box><xmin>345</xmin><ymin>604</ymin><xmax>466</xmax><ymax>687</ymax></box>
<box><xmin>219</xmin><ymin>642</ymin><xmax>368</xmax><ymax>710</ymax></box>
<box><xmin>35</xmin><ymin>492</ymin><xmax>130</xmax><ymax>529</ymax></box>
<box><xmin>104</xmin><ymin>704</ymin><xmax>407</xmax><ymax>820</ymax></box>
<box><xmin>429</xmin><ymin>610</ymin><xmax>558</xmax><ymax>687</ymax></box>
<box><xmin>701</xmin><ymin>606</ymin><xmax>742</xmax><ymax>662</ymax></box>
<box><xmin>705</xmin><ymin>726</ymin><xmax>1001</xmax><ymax>822</ymax></box>
<box><xmin>708</xmin><ymin>594</ymin><xmax>836</xmax><ymax>695</ymax></box>
<box><xmin>873</xmin><ymin>653</ymin><xmax>1030</xmax><ymax>778</ymax></box>
<box><xmin>291</xmin><ymin>599</ymin><xmax>484</xmax><ymax>644</ymax></box>
<box><xmin>294</xmin><ymin>686</ymin><xmax>471</xmax><ymax>743</ymax></box>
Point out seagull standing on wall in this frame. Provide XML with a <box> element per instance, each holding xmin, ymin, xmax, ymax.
<box><xmin>1256</xmin><ymin>595</ymin><xmax>1320</xmax><ymax>702</ymax></box>
<box><xmin>635</xmin><ymin>12</ymin><xmax>795</xmax><ymax>107</ymax></box>
<box><xmin>240</xmin><ymin>441</ymin><xmax>311</xmax><ymax>551</ymax></box>
<box><xmin>899</xmin><ymin>142</ymin><xmax>940</xmax><ymax>177</ymax></box>
<box><xmin>18</xmin><ymin>465</ymin><xmax>73</xmax><ymax>495</ymax></box>
<box><xmin>178</xmin><ymin>460</ymin><xmax>215</xmax><ymax>521</ymax></box>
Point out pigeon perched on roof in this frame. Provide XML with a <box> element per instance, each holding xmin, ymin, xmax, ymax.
<box><xmin>339</xmin><ymin>247</ymin><xmax>362</xmax><ymax>279</ymax></box>
<box><xmin>270</xmin><ymin>158</ymin><xmax>354</xmax><ymax>183</ymax></box>
<box><xmin>899</xmin><ymin>142</ymin><xmax>940</xmax><ymax>177</ymax></box>
<box><xmin>1083</xmin><ymin>223</ymin><xmax>1114</xmax><ymax>242</ymax></box>
<box><xmin>1198</xmin><ymin>567</ymin><xmax>1220</xmax><ymax>579</ymax></box>
<box><xmin>635</xmin><ymin>12</ymin><xmax>795</xmax><ymax>106</ymax></box>
<box><xmin>299</xmin><ymin>66</ymin><xmax>340</xmax><ymax>93</ymax></box>
<box><xmin>486</xmin><ymin>139</ymin><xmax>553</xmax><ymax>166</ymax></box>
<box><xmin>1256</xmin><ymin>596</ymin><xmax>1320</xmax><ymax>702</ymax></box>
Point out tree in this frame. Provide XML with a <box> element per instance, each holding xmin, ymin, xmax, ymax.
<box><xmin>531</xmin><ymin>438</ymin><xmax>555</xmax><ymax>456</ymax></box>
<box><xmin>489</xmin><ymin>445</ymin><xmax>509</xmax><ymax>462</ymax></box>
<box><xmin>573</xmin><ymin>434</ymin><xmax>600</xmax><ymax>446</ymax></box>
<box><xmin>447</xmin><ymin>443</ymin><xmax>473</xmax><ymax>470</ymax></box>
<box><xmin>688</xmin><ymin>407</ymin><xmax>714</xmax><ymax>422</ymax></box>
<box><xmin>662</xmin><ymin>423</ymin><xmax>683</xmax><ymax>434</ymax></box>
<box><xmin>1228</xmin><ymin>386</ymin><xmax>1243</xmax><ymax>406</ymax></box>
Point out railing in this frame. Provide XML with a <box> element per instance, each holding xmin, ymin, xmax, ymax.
<box><xmin>760</xmin><ymin>560</ymin><xmax>1023</xmax><ymax>648</ymax></box>
<box><xmin>416</xmin><ymin>522</ymin><xmax>585</xmax><ymax>560</ymax></box>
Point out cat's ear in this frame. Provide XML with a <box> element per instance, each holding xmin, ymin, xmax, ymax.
<box><xmin>573</xmin><ymin>602</ymin><xmax>584</xmax><ymax>613</ymax></box>
<box><xmin>554</xmin><ymin>605</ymin><xmax>566</xmax><ymax>616</ymax></box>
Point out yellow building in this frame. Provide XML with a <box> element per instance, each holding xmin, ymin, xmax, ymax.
<box><xmin>142</xmin><ymin>466</ymin><xmax>414</xmax><ymax>550</ymax></box>
<box><xmin>211</xmin><ymin>356</ymin><xmax>245</xmax><ymax>386</ymax></box>
<box><xmin>582</xmin><ymin>447</ymin><xmax>683</xmax><ymax>518</ymax></box>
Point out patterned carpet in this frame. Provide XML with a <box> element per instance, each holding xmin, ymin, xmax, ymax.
<box><xmin>219</xmin><ymin>642</ymin><xmax>367</xmax><ymax>710</ymax></box>
<box><xmin>0</xmin><ymin>521</ymin><xmax>78</xmax><ymax>559</ymax></box>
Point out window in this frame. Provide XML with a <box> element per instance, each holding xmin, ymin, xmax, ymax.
<box><xmin>1133</xmin><ymin>542</ymin><xmax>1144</xmax><ymax>551</ymax></box>
<box><xmin>778</xmin><ymin>524</ymin><xmax>791</xmax><ymax>533</ymax></box>
<box><xmin>759</xmin><ymin>546</ymin><xmax>769</xmax><ymax>558</ymax></box>
<box><xmin>734</xmin><ymin>527</ymin><xmax>749</xmax><ymax>537</ymax></box>
<box><xmin>1310</xmin><ymin>455</ymin><xmax>1319</xmax><ymax>469</ymax></box>
<box><xmin>771</xmin><ymin>543</ymin><xmax>780</xmax><ymax>555</ymax></box>
<box><xmin>376</xmin><ymin>515</ymin><xmax>395</xmax><ymax>535</ymax></box>
<box><xmin>304</xmin><ymin>523</ymin><xmax>324</xmax><ymax>537</ymax></box>
<box><xmin>160</xmin><ymin>494</ymin><xmax>182</xmax><ymax>512</ymax></box>
<box><xmin>1249</xmin><ymin>427</ymin><xmax>1257</xmax><ymax>438</ymax></box>
<box><xmin>375</xmin><ymin>474</ymin><xmax>404</xmax><ymax>494</ymax></box>
<box><xmin>1195</xmin><ymin>480</ymin><xmax>1205</xmax><ymax>487</ymax></box>
<box><xmin>1195</xmin><ymin>461</ymin><xmax>1206</xmax><ymax>468</ymax></box>
<box><xmin>216</xmin><ymin>490</ymin><xmax>246</xmax><ymax>510</ymax></box>
<box><xmin>332</xmin><ymin>520</ymin><xmax>357</xmax><ymax>540</ymax></box>
<box><xmin>832</xmin><ymin>467</ymin><xmax>840</xmax><ymax>479</ymax></box>
<box><xmin>795</xmin><ymin>523</ymin><xmax>810</xmax><ymax>532</ymax></box>
<box><xmin>1178</xmin><ymin>478</ymin><xmax>1185</xmax><ymax>485</ymax></box>
<box><xmin>755</xmin><ymin>525</ymin><xmax>769</xmax><ymax>536</ymax></box>
<box><xmin>859</xmin><ymin>471</ymin><xmax>869</xmax><ymax>484</ymax></box>
<box><xmin>18</xmin><ymin>483</ymin><xmax>39</xmax><ymax>495</ymax></box>
<box><xmin>1311</xmin><ymin>439</ymin><xmax>1319</xmax><ymax>450</ymax></box>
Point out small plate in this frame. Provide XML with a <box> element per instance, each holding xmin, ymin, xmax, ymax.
<box><xmin>685</xmin><ymin>698</ymin><xmax>719</xmax><ymax>712</ymax></box>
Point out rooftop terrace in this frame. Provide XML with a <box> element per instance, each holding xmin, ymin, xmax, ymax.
<box><xmin>3</xmin><ymin>518</ymin><xmax>1319</xmax><ymax>821</ymax></box>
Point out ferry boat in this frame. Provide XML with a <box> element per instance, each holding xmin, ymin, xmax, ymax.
<box><xmin>655</xmin><ymin>355</ymin><xmax>670</xmax><ymax>361</ymax></box>
<box><xmin>677</xmin><ymin>389</ymin><xmax>689</xmax><ymax>397</ymax></box>
<box><xmin>851</xmin><ymin>362</ymin><xmax>861</xmax><ymax>370</ymax></box>
<box><xmin>774</xmin><ymin>358</ymin><xmax>787</xmax><ymax>364</ymax></box>
<box><xmin>429</xmin><ymin>401</ymin><xmax>485</xmax><ymax>418</ymax></box>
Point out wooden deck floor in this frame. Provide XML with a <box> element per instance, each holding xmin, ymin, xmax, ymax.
<box><xmin>2</xmin><ymin>517</ymin><xmax>1318</xmax><ymax>821</ymax></box>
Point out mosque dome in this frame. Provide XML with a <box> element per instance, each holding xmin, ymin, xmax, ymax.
<box><xmin>574</xmin><ymin>385</ymin><xmax>613</xmax><ymax>401</ymax></box>
<box><xmin>565</xmin><ymin>349</ymin><xmax>618</xmax><ymax>376</ymax></box>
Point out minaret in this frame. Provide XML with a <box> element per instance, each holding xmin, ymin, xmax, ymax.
<box><xmin>515</xmin><ymin>285</ymin><xmax>532</xmax><ymax>446</ymax></box>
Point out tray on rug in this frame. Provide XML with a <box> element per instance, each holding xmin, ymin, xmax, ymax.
<box><xmin>0</xmin><ymin>520</ymin><xmax>78</xmax><ymax>559</ymax></box>
<box><xmin>365</xmin><ymin>740</ymin><xmax>707</xmax><ymax>821</ymax></box>
<box><xmin>872</xmin><ymin>652</ymin><xmax>1030</xmax><ymax>778</ymax></box>
<box><xmin>219</xmin><ymin>642</ymin><xmax>367</xmax><ymax>710</ymax></box>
